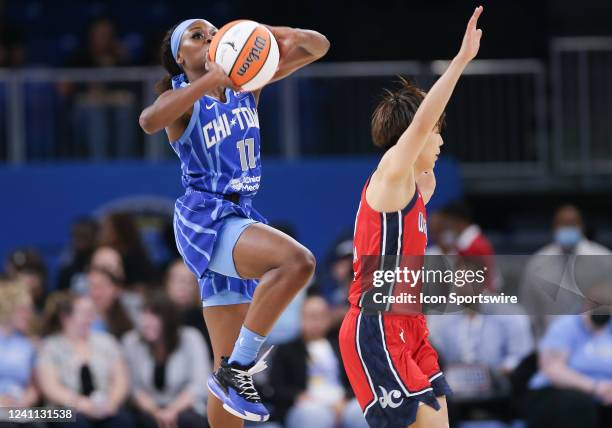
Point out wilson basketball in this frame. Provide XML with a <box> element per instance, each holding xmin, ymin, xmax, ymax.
<box><xmin>208</xmin><ymin>20</ymin><xmax>280</xmax><ymax>91</ymax></box>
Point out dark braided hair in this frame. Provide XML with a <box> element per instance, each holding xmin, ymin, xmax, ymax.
<box><xmin>155</xmin><ymin>24</ymin><xmax>182</xmax><ymax>94</ymax></box>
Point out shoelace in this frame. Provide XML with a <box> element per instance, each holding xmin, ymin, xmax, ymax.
<box><xmin>230</xmin><ymin>346</ymin><xmax>273</xmax><ymax>402</ymax></box>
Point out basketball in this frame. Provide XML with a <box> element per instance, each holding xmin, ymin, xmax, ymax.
<box><xmin>208</xmin><ymin>20</ymin><xmax>280</xmax><ymax>91</ymax></box>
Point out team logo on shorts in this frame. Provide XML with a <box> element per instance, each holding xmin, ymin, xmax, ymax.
<box><xmin>378</xmin><ymin>386</ymin><xmax>404</xmax><ymax>409</ymax></box>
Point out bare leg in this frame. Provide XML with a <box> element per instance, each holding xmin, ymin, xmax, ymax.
<box><xmin>233</xmin><ymin>223</ymin><xmax>316</xmax><ymax>335</ymax></box>
<box><xmin>203</xmin><ymin>304</ymin><xmax>249</xmax><ymax>428</ymax></box>
<box><xmin>409</xmin><ymin>396</ymin><xmax>449</xmax><ymax>428</ymax></box>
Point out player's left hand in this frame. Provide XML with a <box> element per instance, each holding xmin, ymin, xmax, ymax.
<box><xmin>456</xmin><ymin>5</ymin><xmax>483</xmax><ymax>64</ymax></box>
<box><xmin>265</xmin><ymin>25</ymin><xmax>298</xmax><ymax>58</ymax></box>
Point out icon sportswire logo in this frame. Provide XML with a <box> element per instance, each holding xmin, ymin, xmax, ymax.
<box><xmin>378</xmin><ymin>386</ymin><xmax>404</xmax><ymax>409</ymax></box>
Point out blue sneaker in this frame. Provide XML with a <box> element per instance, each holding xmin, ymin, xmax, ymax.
<box><xmin>207</xmin><ymin>350</ymin><xmax>271</xmax><ymax>422</ymax></box>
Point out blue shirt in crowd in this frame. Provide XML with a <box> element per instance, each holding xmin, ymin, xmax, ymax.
<box><xmin>0</xmin><ymin>331</ymin><xmax>36</xmax><ymax>398</ymax></box>
<box><xmin>530</xmin><ymin>315</ymin><xmax>612</xmax><ymax>389</ymax></box>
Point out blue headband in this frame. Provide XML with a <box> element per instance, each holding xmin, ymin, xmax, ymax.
<box><xmin>170</xmin><ymin>19</ymin><xmax>207</xmax><ymax>65</ymax></box>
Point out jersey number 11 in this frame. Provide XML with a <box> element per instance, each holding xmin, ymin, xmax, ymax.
<box><xmin>237</xmin><ymin>138</ymin><xmax>256</xmax><ymax>171</ymax></box>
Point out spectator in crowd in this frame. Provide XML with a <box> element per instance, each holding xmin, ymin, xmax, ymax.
<box><xmin>87</xmin><ymin>267</ymin><xmax>133</xmax><ymax>340</ymax></box>
<box><xmin>0</xmin><ymin>0</ymin><xmax>25</xmax><ymax>67</ymax></box>
<box><xmin>63</xmin><ymin>17</ymin><xmax>135</xmax><ymax>158</ymax></box>
<box><xmin>165</xmin><ymin>258</ymin><xmax>212</xmax><ymax>358</ymax></box>
<box><xmin>426</xmin><ymin>210</ymin><xmax>454</xmax><ymax>255</ymax></box>
<box><xmin>5</xmin><ymin>249</ymin><xmax>47</xmax><ymax>313</ymax></box>
<box><xmin>122</xmin><ymin>290</ymin><xmax>210</xmax><ymax>428</ymax></box>
<box><xmin>90</xmin><ymin>246</ymin><xmax>125</xmax><ymax>284</ymax></box>
<box><xmin>441</xmin><ymin>201</ymin><xmax>498</xmax><ymax>291</ymax></box>
<box><xmin>317</xmin><ymin>236</ymin><xmax>353</xmax><ymax>333</ymax></box>
<box><xmin>90</xmin><ymin>246</ymin><xmax>144</xmax><ymax>324</ymax></box>
<box><xmin>520</xmin><ymin>205</ymin><xmax>612</xmax><ymax>337</ymax></box>
<box><xmin>266</xmin><ymin>223</ymin><xmax>309</xmax><ymax>345</ymax></box>
<box><xmin>57</xmin><ymin>218</ymin><xmax>99</xmax><ymax>291</ymax></box>
<box><xmin>98</xmin><ymin>212</ymin><xmax>157</xmax><ymax>288</ymax></box>
<box><xmin>269</xmin><ymin>295</ymin><xmax>367</xmax><ymax>428</ymax></box>
<box><xmin>525</xmin><ymin>285</ymin><xmax>612</xmax><ymax>428</ymax></box>
<box><xmin>0</xmin><ymin>282</ymin><xmax>39</xmax><ymax>424</ymax></box>
<box><xmin>428</xmin><ymin>276</ymin><xmax>534</xmax><ymax>424</ymax></box>
<box><xmin>37</xmin><ymin>292</ymin><xmax>134</xmax><ymax>428</ymax></box>
<box><xmin>441</xmin><ymin>201</ymin><xmax>495</xmax><ymax>258</ymax></box>
<box><xmin>67</xmin><ymin>17</ymin><xmax>131</xmax><ymax>68</ymax></box>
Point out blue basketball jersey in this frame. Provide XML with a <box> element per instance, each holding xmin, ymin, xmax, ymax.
<box><xmin>170</xmin><ymin>73</ymin><xmax>262</xmax><ymax>196</ymax></box>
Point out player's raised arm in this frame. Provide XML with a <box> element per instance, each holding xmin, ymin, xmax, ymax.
<box><xmin>377</xmin><ymin>6</ymin><xmax>483</xmax><ymax>181</ymax></box>
<box><xmin>267</xmin><ymin>26</ymin><xmax>330</xmax><ymax>82</ymax></box>
<box><xmin>139</xmin><ymin>59</ymin><xmax>233</xmax><ymax>135</ymax></box>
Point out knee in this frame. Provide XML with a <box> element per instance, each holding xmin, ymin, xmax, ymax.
<box><xmin>286</xmin><ymin>248</ymin><xmax>316</xmax><ymax>285</ymax></box>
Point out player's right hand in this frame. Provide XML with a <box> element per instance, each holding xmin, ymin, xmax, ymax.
<box><xmin>456</xmin><ymin>5</ymin><xmax>483</xmax><ymax>64</ymax></box>
<box><xmin>205</xmin><ymin>57</ymin><xmax>240</xmax><ymax>91</ymax></box>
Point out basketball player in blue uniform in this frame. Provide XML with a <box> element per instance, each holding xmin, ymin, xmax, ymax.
<box><xmin>139</xmin><ymin>19</ymin><xmax>329</xmax><ymax>427</ymax></box>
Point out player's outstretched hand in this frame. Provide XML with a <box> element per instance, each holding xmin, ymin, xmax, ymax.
<box><xmin>456</xmin><ymin>5</ymin><xmax>483</xmax><ymax>64</ymax></box>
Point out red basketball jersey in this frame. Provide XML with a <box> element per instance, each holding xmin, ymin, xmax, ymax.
<box><xmin>348</xmin><ymin>179</ymin><xmax>428</xmax><ymax>309</ymax></box>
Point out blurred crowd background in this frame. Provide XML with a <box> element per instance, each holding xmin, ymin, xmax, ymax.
<box><xmin>1</xmin><ymin>1</ymin><xmax>612</xmax><ymax>428</ymax></box>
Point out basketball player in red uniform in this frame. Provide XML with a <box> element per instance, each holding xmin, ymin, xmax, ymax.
<box><xmin>339</xmin><ymin>6</ymin><xmax>484</xmax><ymax>428</ymax></box>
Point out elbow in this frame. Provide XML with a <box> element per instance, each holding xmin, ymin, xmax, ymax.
<box><xmin>319</xmin><ymin>34</ymin><xmax>330</xmax><ymax>57</ymax></box>
<box><xmin>139</xmin><ymin>112</ymin><xmax>158</xmax><ymax>135</ymax></box>
<box><xmin>314</xmin><ymin>33</ymin><xmax>330</xmax><ymax>59</ymax></box>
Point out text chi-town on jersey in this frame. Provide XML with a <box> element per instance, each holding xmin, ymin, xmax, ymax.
<box><xmin>349</xmin><ymin>179</ymin><xmax>428</xmax><ymax>310</ymax></box>
<box><xmin>170</xmin><ymin>73</ymin><xmax>262</xmax><ymax>196</ymax></box>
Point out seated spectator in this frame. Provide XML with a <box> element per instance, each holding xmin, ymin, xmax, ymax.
<box><xmin>90</xmin><ymin>246</ymin><xmax>143</xmax><ymax>324</ymax></box>
<box><xmin>67</xmin><ymin>17</ymin><xmax>131</xmax><ymax>68</ymax></box>
<box><xmin>5</xmin><ymin>248</ymin><xmax>48</xmax><ymax>313</ymax></box>
<box><xmin>122</xmin><ymin>290</ymin><xmax>210</xmax><ymax>428</ymax></box>
<box><xmin>37</xmin><ymin>292</ymin><xmax>134</xmax><ymax>428</ymax></box>
<box><xmin>87</xmin><ymin>267</ymin><xmax>133</xmax><ymax>339</ymax></box>
<box><xmin>0</xmin><ymin>2</ymin><xmax>25</xmax><ymax>67</ymax></box>
<box><xmin>525</xmin><ymin>285</ymin><xmax>612</xmax><ymax>428</ymax></box>
<box><xmin>57</xmin><ymin>217</ymin><xmax>99</xmax><ymax>291</ymax></box>
<box><xmin>520</xmin><ymin>205</ymin><xmax>612</xmax><ymax>337</ymax></box>
<box><xmin>441</xmin><ymin>201</ymin><xmax>499</xmax><ymax>291</ymax></box>
<box><xmin>317</xmin><ymin>235</ymin><xmax>353</xmax><ymax>334</ymax></box>
<box><xmin>98</xmin><ymin>212</ymin><xmax>157</xmax><ymax>289</ymax></box>
<box><xmin>267</xmin><ymin>223</ymin><xmax>309</xmax><ymax>345</ymax></box>
<box><xmin>0</xmin><ymin>282</ymin><xmax>39</xmax><ymax>425</ymax></box>
<box><xmin>90</xmin><ymin>246</ymin><xmax>125</xmax><ymax>286</ymax></box>
<box><xmin>165</xmin><ymin>259</ymin><xmax>212</xmax><ymax>358</ymax></box>
<box><xmin>428</xmin><ymin>284</ymin><xmax>534</xmax><ymax>423</ymax></box>
<box><xmin>270</xmin><ymin>295</ymin><xmax>367</xmax><ymax>428</ymax></box>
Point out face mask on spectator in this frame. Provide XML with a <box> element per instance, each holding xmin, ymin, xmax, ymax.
<box><xmin>554</xmin><ymin>226</ymin><xmax>581</xmax><ymax>248</ymax></box>
<box><xmin>590</xmin><ymin>313</ymin><xmax>611</xmax><ymax>328</ymax></box>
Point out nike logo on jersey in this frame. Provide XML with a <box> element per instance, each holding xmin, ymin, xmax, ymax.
<box><xmin>399</xmin><ymin>329</ymin><xmax>405</xmax><ymax>343</ymax></box>
<box><xmin>378</xmin><ymin>386</ymin><xmax>404</xmax><ymax>409</ymax></box>
<box><xmin>205</xmin><ymin>103</ymin><xmax>215</xmax><ymax>110</ymax></box>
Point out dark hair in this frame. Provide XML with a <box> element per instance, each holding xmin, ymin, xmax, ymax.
<box><xmin>100</xmin><ymin>212</ymin><xmax>144</xmax><ymax>253</ymax></box>
<box><xmin>442</xmin><ymin>201</ymin><xmax>473</xmax><ymax>223</ymax></box>
<box><xmin>371</xmin><ymin>77</ymin><xmax>445</xmax><ymax>150</ymax></box>
<box><xmin>87</xmin><ymin>266</ymin><xmax>133</xmax><ymax>339</ymax></box>
<box><xmin>156</xmin><ymin>24</ymin><xmax>182</xmax><ymax>94</ymax></box>
<box><xmin>42</xmin><ymin>291</ymin><xmax>77</xmax><ymax>336</ymax></box>
<box><xmin>142</xmin><ymin>289</ymin><xmax>181</xmax><ymax>356</ymax></box>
